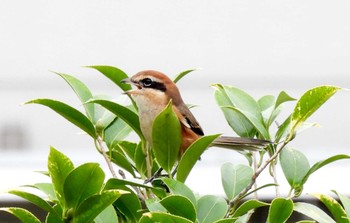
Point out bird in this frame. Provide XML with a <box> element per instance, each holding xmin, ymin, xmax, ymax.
<box><xmin>121</xmin><ymin>70</ymin><xmax>270</xmax><ymax>159</ymax></box>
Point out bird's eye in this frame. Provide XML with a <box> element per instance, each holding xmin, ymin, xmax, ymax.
<box><xmin>141</xmin><ymin>78</ymin><xmax>153</xmax><ymax>87</ymax></box>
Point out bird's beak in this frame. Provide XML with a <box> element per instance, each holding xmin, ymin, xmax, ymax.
<box><xmin>121</xmin><ymin>77</ymin><xmax>132</xmax><ymax>84</ymax></box>
<box><xmin>121</xmin><ymin>78</ymin><xmax>140</xmax><ymax>95</ymax></box>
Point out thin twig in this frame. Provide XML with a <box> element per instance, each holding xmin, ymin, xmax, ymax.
<box><xmin>226</xmin><ymin>141</ymin><xmax>289</xmax><ymax>216</ymax></box>
<box><xmin>96</xmin><ymin>136</ymin><xmax>117</xmax><ymax>178</ymax></box>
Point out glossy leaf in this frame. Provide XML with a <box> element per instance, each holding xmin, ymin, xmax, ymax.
<box><xmin>74</xmin><ymin>190</ymin><xmax>124</xmax><ymax>223</ymax></box>
<box><xmin>116</xmin><ymin>141</ymin><xmax>138</xmax><ymax>162</ymax></box>
<box><xmin>55</xmin><ymin>72</ymin><xmax>95</xmax><ymax>123</ymax></box>
<box><xmin>105</xmin><ymin>184</ymin><xmax>141</xmax><ymax>222</ymax></box>
<box><xmin>104</xmin><ymin>117</ymin><xmax>133</xmax><ymax>148</ymax></box>
<box><xmin>48</xmin><ymin>147</ymin><xmax>74</xmax><ymax>207</ymax></box>
<box><xmin>87</xmin><ymin>65</ymin><xmax>131</xmax><ymax>91</ymax></box>
<box><xmin>46</xmin><ymin>204</ymin><xmax>63</xmax><ymax>223</ymax></box>
<box><xmin>173</xmin><ymin>68</ymin><xmax>199</xmax><ymax>83</ymax></box>
<box><xmin>94</xmin><ymin>205</ymin><xmax>118</xmax><ymax>223</ymax></box>
<box><xmin>134</xmin><ymin>142</ymin><xmax>148</xmax><ymax>177</ymax></box>
<box><xmin>221</xmin><ymin>163</ymin><xmax>253</xmax><ymax>200</ymax></box>
<box><xmin>197</xmin><ymin>195</ymin><xmax>228</xmax><ymax>223</ymax></box>
<box><xmin>160</xmin><ymin>195</ymin><xmax>197</xmax><ymax>222</ymax></box>
<box><xmin>333</xmin><ymin>190</ymin><xmax>350</xmax><ymax>217</ymax></box>
<box><xmin>152</xmin><ymin>100</ymin><xmax>181</xmax><ymax>174</ymax></box>
<box><xmin>233</xmin><ymin>199</ymin><xmax>269</xmax><ymax>218</ymax></box>
<box><xmin>214</xmin><ymin>219</ymin><xmax>237</xmax><ymax>223</ymax></box>
<box><xmin>275</xmin><ymin>115</ymin><xmax>291</xmax><ymax>142</ymax></box>
<box><xmin>267</xmin><ymin>198</ymin><xmax>293</xmax><ymax>223</ymax></box>
<box><xmin>294</xmin><ymin>202</ymin><xmax>336</xmax><ymax>223</ymax></box>
<box><xmin>64</xmin><ymin>163</ymin><xmax>105</xmax><ymax>210</ymax></box>
<box><xmin>290</xmin><ymin>86</ymin><xmax>341</xmax><ymax>139</ymax></box>
<box><xmin>89</xmin><ymin>99</ymin><xmax>143</xmax><ymax>139</ymax></box>
<box><xmin>31</xmin><ymin>183</ymin><xmax>57</xmax><ymax>201</ymax></box>
<box><xmin>0</xmin><ymin>207</ymin><xmax>41</xmax><ymax>223</ymax></box>
<box><xmin>139</xmin><ymin>212</ymin><xmax>193</xmax><ymax>223</ymax></box>
<box><xmin>280</xmin><ymin>148</ymin><xmax>310</xmax><ymax>192</ymax></box>
<box><xmin>212</xmin><ymin>84</ymin><xmax>265</xmax><ymax>138</ymax></box>
<box><xmin>274</xmin><ymin>91</ymin><xmax>296</xmax><ymax>109</ymax></box>
<box><xmin>213</xmin><ymin>85</ymin><xmax>256</xmax><ymax>138</ymax></box>
<box><xmin>301</xmin><ymin>154</ymin><xmax>350</xmax><ymax>186</ymax></box>
<box><xmin>222</xmin><ymin>106</ymin><xmax>269</xmax><ymax>139</ymax></box>
<box><xmin>110</xmin><ymin>150</ymin><xmax>136</xmax><ymax>177</ymax></box>
<box><xmin>8</xmin><ymin>190</ymin><xmax>56</xmax><ymax>214</ymax></box>
<box><xmin>162</xmin><ymin>178</ymin><xmax>197</xmax><ymax>208</ymax></box>
<box><xmin>312</xmin><ymin>193</ymin><xmax>349</xmax><ymax>223</ymax></box>
<box><xmin>177</xmin><ymin>134</ymin><xmax>220</xmax><ymax>182</ymax></box>
<box><xmin>146</xmin><ymin>198</ymin><xmax>167</xmax><ymax>212</ymax></box>
<box><xmin>258</xmin><ymin>95</ymin><xmax>275</xmax><ymax>112</ymax></box>
<box><xmin>26</xmin><ymin>99</ymin><xmax>96</xmax><ymax>138</ymax></box>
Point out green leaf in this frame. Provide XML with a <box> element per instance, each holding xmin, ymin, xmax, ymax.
<box><xmin>275</xmin><ymin>115</ymin><xmax>291</xmax><ymax>142</ymax></box>
<box><xmin>135</xmin><ymin>142</ymin><xmax>148</xmax><ymax>177</ymax></box>
<box><xmin>280</xmin><ymin>148</ymin><xmax>310</xmax><ymax>193</ymax></box>
<box><xmin>46</xmin><ymin>204</ymin><xmax>63</xmax><ymax>223</ymax></box>
<box><xmin>89</xmin><ymin>99</ymin><xmax>143</xmax><ymax>139</ymax></box>
<box><xmin>48</xmin><ymin>147</ymin><xmax>74</xmax><ymax>207</ymax></box>
<box><xmin>258</xmin><ymin>95</ymin><xmax>275</xmax><ymax>111</ymax></box>
<box><xmin>222</xmin><ymin>106</ymin><xmax>269</xmax><ymax>139</ymax></box>
<box><xmin>197</xmin><ymin>195</ymin><xmax>228</xmax><ymax>223</ymax></box>
<box><xmin>0</xmin><ymin>207</ymin><xmax>41</xmax><ymax>223</ymax></box>
<box><xmin>312</xmin><ymin>193</ymin><xmax>349</xmax><ymax>223</ymax></box>
<box><xmin>8</xmin><ymin>190</ymin><xmax>56</xmax><ymax>214</ymax></box>
<box><xmin>152</xmin><ymin>100</ymin><xmax>182</xmax><ymax>174</ymax></box>
<box><xmin>214</xmin><ymin>219</ymin><xmax>237</xmax><ymax>223</ymax></box>
<box><xmin>116</xmin><ymin>141</ymin><xmax>138</xmax><ymax>162</ymax></box>
<box><xmin>55</xmin><ymin>72</ymin><xmax>96</xmax><ymax>123</ymax></box>
<box><xmin>110</xmin><ymin>150</ymin><xmax>136</xmax><ymax>177</ymax></box>
<box><xmin>94</xmin><ymin>205</ymin><xmax>119</xmax><ymax>223</ymax></box>
<box><xmin>87</xmin><ymin>65</ymin><xmax>131</xmax><ymax>92</ymax></box>
<box><xmin>162</xmin><ymin>178</ymin><xmax>197</xmax><ymax>208</ymax></box>
<box><xmin>28</xmin><ymin>183</ymin><xmax>57</xmax><ymax>202</ymax></box>
<box><xmin>301</xmin><ymin>154</ymin><xmax>350</xmax><ymax>186</ymax></box>
<box><xmin>104</xmin><ymin>179</ymin><xmax>143</xmax><ymax>221</ymax></box>
<box><xmin>213</xmin><ymin>84</ymin><xmax>266</xmax><ymax>138</ymax></box>
<box><xmin>139</xmin><ymin>212</ymin><xmax>193</xmax><ymax>223</ymax></box>
<box><xmin>333</xmin><ymin>190</ymin><xmax>350</xmax><ymax>217</ymax></box>
<box><xmin>267</xmin><ymin>198</ymin><xmax>293</xmax><ymax>223</ymax></box>
<box><xmin>74</xmin><ymin>190</ymin><xmax>124</xmax><ymax>223</ymax></box>
<box><xmin>275</xmin><ymin>91</ymin><xmax>296</xmax><ymax>109</ymax></box>
<box><xmin>104</xmin><ymin>117</ymin><xmax>133</xmax><ymax>147</ymax></box>
<box><xmin>64</xmin><ymin>163</ymin><xmax>105</xmax><ymax>210</ymax></box>
<box><xmin>233</xmin><ymin>199</ymin><xmax>269</xmax><ymax>218</ymax></box>
<box><xmin>26</xmin><ymin>98</ymin><xmax>96</xmax><ymax>138</ymax></box>
<box><xmin>173</xmin><ymin>68</ymin><xmax>199</xmax><ymax>83</ymax></box>
<box><xmin>146</xmin><ymin>198</ymin><xmax>167</xmax><ymax>212</ymax></box>
<box><xmin>176</xmin><ymin>134</ymin><xmax>220</xmax><ymax>183</ymax></box>
<box><xmin>160</xmin><ymin>195</ymin><xmax>197</xmax><ymax>222</ymax></box>
<box><xmin>221</xmin><ymin>163</ymin><xmax>253</xmax><ymax>200</ymax></box>
<box><xmin>290</xmin><ymin>86</ymin><xmax>341</xmax><ymax>139</ymax></box>
<box><xmin>294</xmin><ymin>202</ymin><xmax>336</xmax><ymax>223</ymax></box>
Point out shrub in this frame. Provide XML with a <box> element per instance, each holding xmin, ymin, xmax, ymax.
<box><xmin>2</xmin><ymin>66</ymin><xmax>350</xmax><ymax>223</ymax></box>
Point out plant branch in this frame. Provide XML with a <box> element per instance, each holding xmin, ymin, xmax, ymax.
<box><xmin>227</xmin><ymin>140</ymin><xmax>289</xmax><ymax>215</ymax></box>
<box><xmin>96</xmin><ymin>136</ymin><xmax>117</xmax><ymax>178</ymax></box>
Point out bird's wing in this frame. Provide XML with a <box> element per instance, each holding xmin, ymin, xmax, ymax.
<box><xmin>173</xmin><ymin>103</ymin><xmax>204</xmax><ymax>136</ymax></box>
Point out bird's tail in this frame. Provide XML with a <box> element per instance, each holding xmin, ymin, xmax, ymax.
<box><xmin>210</xmin><ymin>136</ymin><xmax>271</xmax><ymax>151</ymax></box>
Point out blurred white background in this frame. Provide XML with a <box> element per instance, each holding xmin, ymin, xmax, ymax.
<box><xmin>1</xmin><ymin>0</ymin><xmax>350</xmax><ymax>198</ymax></box>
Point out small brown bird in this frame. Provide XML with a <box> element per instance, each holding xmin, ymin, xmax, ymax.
<box><xmin>122</xmin><ymin>70</ymin><xmax>269</xmax><ymax>158</ymax></box>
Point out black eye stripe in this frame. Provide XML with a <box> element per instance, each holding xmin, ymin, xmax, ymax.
<box><xmin>140</xmin><ymin>78</ymin><xmax>166</xmax><ymax>92</ymax></box>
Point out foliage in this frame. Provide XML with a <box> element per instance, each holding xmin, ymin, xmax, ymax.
<box><xmin>2</xmin><ymin>66</ymin><xmax>350</xmax><ymax>223</ymax></box>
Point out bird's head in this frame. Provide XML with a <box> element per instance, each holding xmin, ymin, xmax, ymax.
<box><xmin>121</xmin><ymin>70</ymin><xmax>184</xmax><ymax>109</ymax></box>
